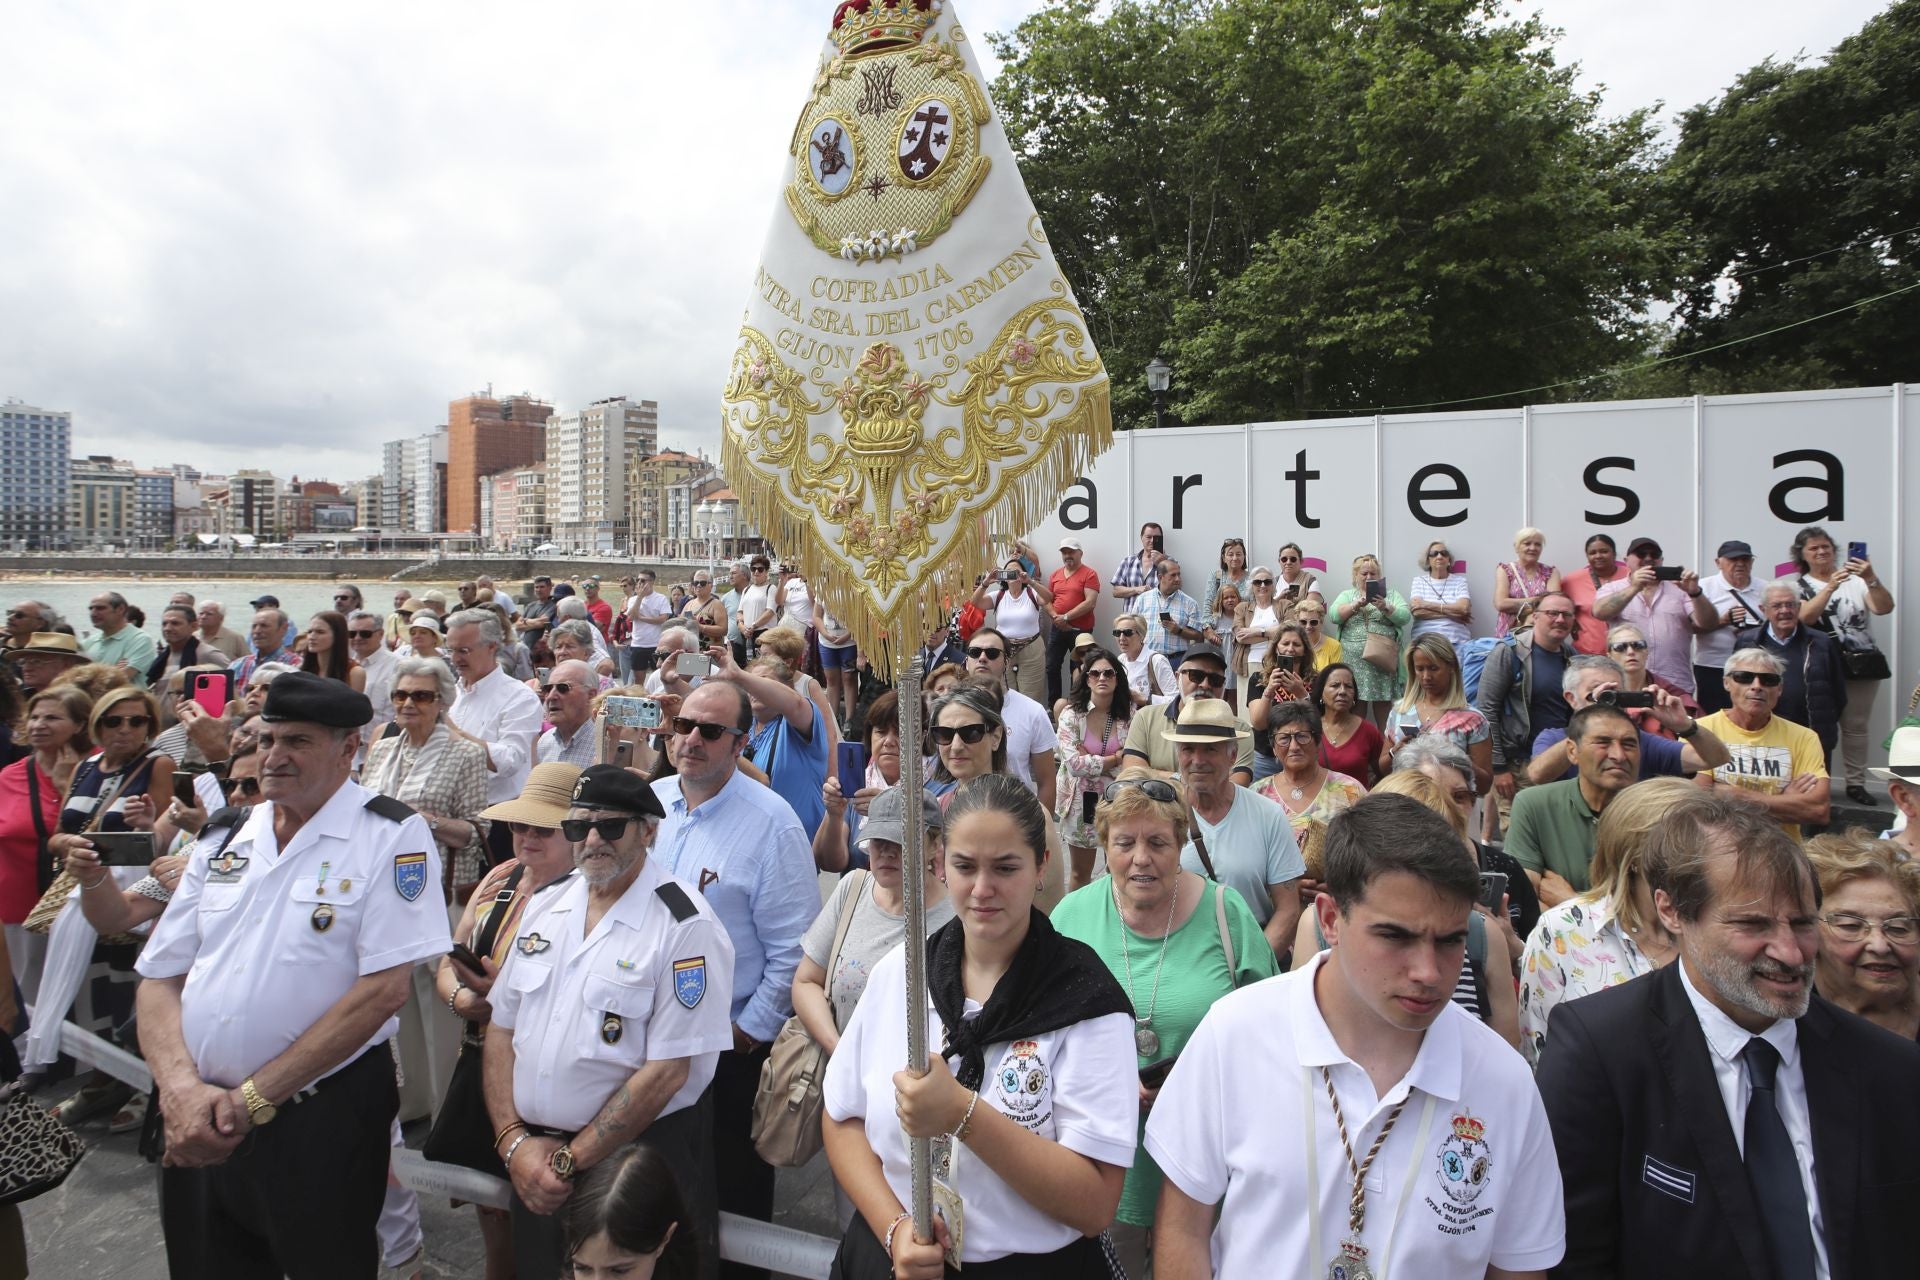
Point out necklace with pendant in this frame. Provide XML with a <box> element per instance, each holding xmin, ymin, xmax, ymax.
<box><xmin>1322</xmin><ymin>1067</ymin><xmax>1410</xmax><ymax>1280</ymax></box>
<box><xmin>1114</xmin><ymin>873</ymin><xmax>1179</xmax><ymax>1058</ymax></box>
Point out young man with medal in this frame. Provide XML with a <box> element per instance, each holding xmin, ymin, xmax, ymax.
<box><xmin>1148</xmin><ymin>793</ymin><xmax>1565</xmax><ymax>1280</ymax></box>
<box><xmin>484</xmin><ymin>764</ymin><xmax>737</xmax><ymax>1280</ymax></box>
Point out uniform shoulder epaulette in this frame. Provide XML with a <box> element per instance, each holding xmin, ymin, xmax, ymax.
<box><xmin>655</xmin><ymin>881</ymin><xmax>698</xmax><ymax>922</ymax></box>
<box><xmin>364</xmin><ymin>794</ymin><xmax>416</xmax><ymax>823</ymax></box>
<box><xmin>205</xmin><ymin>805</ymin><xmax>249</xmax><ymax>829</ymax></box>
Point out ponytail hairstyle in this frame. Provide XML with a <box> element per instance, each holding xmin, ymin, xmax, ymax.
<box><xmin>944</xmin><ymin>773</ymin><xmax>1050</xmax><ymax>868</ymax></box>
<box><xmin>561</xmin><ymin>1144</ymin><xmax>698</xmax><ymax>1280</ymax></box>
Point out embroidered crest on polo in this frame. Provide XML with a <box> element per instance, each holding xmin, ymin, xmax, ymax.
<box><xmin>673</xmin><ymin>956</ymin><xmax>707</xmax><ymax>1009</ymax></box>
<box><xmin>392</xmin><ymin>852</ymin><xmax>429</xmax><ymax>902</ymax></box>
<box><xmin>1435</xmin><ymin>1111</ymin><xmax>1493</xmax><ymax>1207</ymax></box>
<box><xmin>517</xmin><ymin>932</ymin><xmax>552</xmax><ymax>956</ymax></box>
<box><xmin>994</xmin><ymin>1038</ymin><xmax>1050</xmax><ymax>1126</ymax></box>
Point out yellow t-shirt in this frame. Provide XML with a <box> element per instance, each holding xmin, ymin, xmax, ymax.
<box><xmin>1312</xmin><ymin>635</ymin><xmax>1343</xmax><ymax>673</ymax></box>
<box><xmin>1697</xmin><ymin>710</ymin><xmax>1827</xmax><ymax>840</ymax></box>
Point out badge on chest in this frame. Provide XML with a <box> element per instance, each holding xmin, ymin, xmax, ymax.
<box><xmin>207</xmin><ymin>849</ymin><xmax>250</xmax><ymax>884</ymax></box>
<box><xmin>600</xmin><ymin>1013</ymin><xmax>623</xmax><ymax>1045</ymax></box>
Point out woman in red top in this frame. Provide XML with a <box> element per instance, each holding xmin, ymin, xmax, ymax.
<box><xmin>0</xmin><ymin>687</ymin><xmax>90</xmax><ymax>954</ymax></box>
<box><xmin>1311</xmin><ymin>663</ymin><xmax>1387</xmax><ymax>788</ymax></box>
<box><xmin>1563</xmin><ymin>533</ymin><xmax>1630</xmax><ymax>655</ymax></box>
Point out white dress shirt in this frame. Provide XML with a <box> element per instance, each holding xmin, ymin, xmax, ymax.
<box><xmin>1676</xmin><ymin>960</ymin><xmax>1830</xmax><ymax>1278</ymax></box>
<box><xmin>450</xmin><ymin>664</ymin><xmax>544</xmax><ymax>804</ymax></box>
<box><xmin>357</xmin><ymin>644</ymin><xmax>398</xmax><ymax>730</ymax></box>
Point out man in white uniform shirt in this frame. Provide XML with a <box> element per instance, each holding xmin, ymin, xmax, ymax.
<box><xmin>444</xmin><ymin>608</ymin><xmax>544</xmax><ymax>866</ymax></box>
<box><xmin>961</xmin><ymin>627</ymin><xmax>1057</xmax><ymax>813</ymax></box>
<box><xmin>1149</xmin><ymin>795</ymin><xmax>1565</xmax><ymax>1280</ymax></box>
<box><xmin>135</xmin><ymin>672</ymin><xmax>452</xmax><ymax>1278</ymax></box>
<box><xmin>486</xmin><ymin>765</ymin><xmax>735</xmax><ymax>1280</ymax></box>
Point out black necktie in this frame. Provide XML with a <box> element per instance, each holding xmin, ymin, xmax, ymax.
<box><xmin>1742</xmin><ymin>1037</ymin><xmax>1817</xmax><ymax>1280</ymax></box>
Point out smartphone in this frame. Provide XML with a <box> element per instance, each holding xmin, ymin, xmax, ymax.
<box><xmin>837</xmin><ymin>741</ymin><xmax>869</xmax><ymax>797</ymax></box>
<box><xmin>1652</xmin><ymin>565</ymin><xmax>1684</xmax><ymax>581</ymax></box>
<box><xmin>1477</xmin><ymin>871</ymin><xmax>1509</xmax><ymax>913</ymax></box>
<box><xmin>1596</xmin><ymin>689</ymin><xmax>1656</xmax><ymax>709</ymax></box>
<box><xmin>91</xmin><ymin>831</ymin><xmax>156</xmax><ymax>867</ymax></box>
<box><xmin>676</xmin><ymin>651</ymin><xmax>714</xmax><ymax>679</ymax></box>
<box><xmin>1849</xmin><ymin>540</ymin><xmax>1869</xmax><ymax>562</ymax></box>
<box><xmin>449</xmin><ymin>942</ymin><xmax>486</xmax><ymax>974</ymax></box>
<box><xmin>172</xmin><ymin>773</ymin><xmax>204</xmax><ymax>807</ymax></box>
<box><xmin>535</xmin><ymin>666</ymin><xmax>551</xmax><ymax>687</ymax></box>
<box><xmin>189</xmin><ymin>670</ymin><xmax>234</xmax><ymax>718</ymax></box>
<box><xmin>1158</xmin><ymin>612</ymin><xmax>1174</xmax><ymax>626</ymax></box>
<box><xmin>1395</xmin><ymin>711</ymin><xmax>1421</xmax><ymax>740</ymax></box>
<box><xmin>603</xmin><ymin>695</ymin><xmax>664</xmax><ymax>730</ymax></box>
<box><xmin>1138</xmin><ymin>1057</ymin><xmax>1178</xmax><ymax>1090</ymax></box>
<box><xmin>1365</xmin><ymin>580</ymin><xmax>1385</xmax><ymax>602</ymax></box>
<box><xmin>1081</xmin><ymin>789</ymin><xmax>1099</xmax><ymax>825</ymax></box>
<box><xmin>1149</xmin><ymin>534</ymin><xmax>1164</xmax><ymax>553</ymax></box>
<box><xmin>1285</xmin><ymin>583</ymin><xmax>1301</xmax><ymax>599</ymax></box>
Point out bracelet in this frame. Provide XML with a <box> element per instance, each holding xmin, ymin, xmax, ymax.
<box><xmin>494</xmin><ymin>1120</ymin><xmax>528</xmax><ymax>1153</ymax></box>
<box><xmin>883</xmin><ymin>1211</ymin><xmax>913</xmax><ymax>1258</ymax></box>
<box><xmin>80</xmin><ymin>872</ymin><xmax>110</xmax><ymax>891</ymax></box>
<box><xmin>953</xmin><ymin>1089</ymin><xmax>980</xmax><ymax>1143</ymax></box>
<box><xmin>446</xmin><ymin>987</ymin><xmax>461</xmax><ymax>1015</ymax></box>
<box><xmin>501</xmin><ymin>1131</ymin><xmax>533</xmax><ymax>1168</ymax></box>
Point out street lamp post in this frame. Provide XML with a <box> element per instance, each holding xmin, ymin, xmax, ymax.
<box><xmin>1145</xmin><ymin>355</ymin><xmax>1172</xmax><ymax>431</ymax></box>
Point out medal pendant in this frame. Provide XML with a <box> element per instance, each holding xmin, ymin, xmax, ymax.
<box><xmin>1327</xmin><ymin>1239</ymin><xmax>1374</xmax><ymax>1280</ymax></box>
<box><xmin>1134</xmin><ymin>1020</ymin><xmax>1160</xmax><ymax>1058</ymax></box>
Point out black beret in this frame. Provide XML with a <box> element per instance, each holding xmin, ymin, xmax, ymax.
<box><xmin>260</xmin><ymin>670</ymin><xmax>374</xmax><ymax>727</ymax></box>
<box><xmin>570</xmin><ymin>763</ymin><xmax>665</xmax><ymax>819</ymax></box>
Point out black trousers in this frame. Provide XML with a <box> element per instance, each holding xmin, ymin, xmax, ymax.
<box><xmin>1694</xmin><ymin>664</ymin><xmax>1731</xmax><ymax>713</ymax></box>
<box><xmin>828</xmin><ymin>1213</ymin><xmax>1110</xmax><ymax>1279</ymax></box>
<box><xmin>1045</xmin><ymin>625</ymin><xmax>1084</xmax><ymax>707</ymax></box>
<box><xmin>509</xmin><ymin>1091</ymin><xmax>719</xmax><ymax>1280</ymax></box>
<box><xmin>159</xmin><ymin>1046</ymin><xmax>395</xmax><ymax>1280</ymax></box>
<box><xmin>714</xmin><ymin>1044</ymin><xmax>775</xmax><ymax>1280</ymax></box>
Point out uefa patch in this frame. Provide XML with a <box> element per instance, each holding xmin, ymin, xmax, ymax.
<box><xmin>673</xmin><ymin>957</ymin><xmax>707</xmax><ymax>1009</ymax></box>
<box><xmin>393</xmin><ymin>852</ymin><xmax>429</xmax><ymax>902</ymax></box>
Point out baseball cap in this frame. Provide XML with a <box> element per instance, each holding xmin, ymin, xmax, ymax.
<box><xmin>1058</xmin><ymin>536</ymin><xmax>1084</xmax><ymax>552</ymax></box>
<box><xmin>1716</xmin><ymin>540</ymin><xmax>1754</xmax><ymax>560</ymax></box>
<box><xmin>857</xmin><ymin>786</ymin><xmax>944</xmax><ymax>850</ymax></box>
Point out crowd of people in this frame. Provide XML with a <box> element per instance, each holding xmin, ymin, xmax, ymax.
<box><xmin>0</xmin><ymin>516</ymin><xmax>1912</xmax><ymax>1280</ymax></box>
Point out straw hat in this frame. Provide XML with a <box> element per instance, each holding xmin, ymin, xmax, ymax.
<box><xmin>12</xmin><ymin>632</ymin><xmax>83</xmax><ymax>660</ymax></box>
<box><xmin>1163</xmin><ymin>697</ymin><xmax>1250</xmax><ymax>744</ymax></box>
<box><xmin>1868</xmin><ymin>726</ymin><xmax>1920</xmax><ymax>787</ymax></box>
<box><xmin>480</xmin><ymin>763</ymin><xmax>586</xmax><ymax>827</ymax></box>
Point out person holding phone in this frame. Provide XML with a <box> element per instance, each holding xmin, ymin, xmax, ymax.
<box><xmin>970</xmin><ymin>557</ymin><xmax>1048</xmax><ymax>706</ymax></box>
<box><xmin>1389</xmin><ymin>636</ymin><xmax>1493</xmax><ymax>797</ymax></box>
<box><xmin>1246</xmin><ymin>622</ymin><xmax>1318</xmax><ymax>780</ymax></box>
<box><xmin>1132</xmin><ymin>558</ymin><xmax>1202</xmax><ymax>668</ymax></box>
<box><xmin>1109</xmin><ymin>522</ymin><xmax>1166</xmax><ymax>607</ymax></box>
<box><xmin>1272</xmin><ymin>542</ymin><xmax>1322</xmax><ymax>614</ymax></box>
<box><xmin>1054</xmin><ymin>650</ymin><xmax>1133</xmax><ymax>890</ymax></box>
<box><xmin>1330</xmin><ymin>555</ymin><xmax>1412</xmax><ymax>727</ymax></box>
<box><xmin>815</xmin><ymin>691</ymin><xmax>906</xmax><ymax>874</ymax></box>
<box><xmin>1592</xmin><ymin>537</ymin><xmax>1716</xmax><ymax>697</ymax></box>
<box><xmin>1791</xmin><ymin>524</ymin><xmax>1897</xmax><ymax>806</ymax></box>
<box><xmin>1051</xmin><ymin>772</ymin><xmax>1277</xmax><ymax>1277</ymax></box>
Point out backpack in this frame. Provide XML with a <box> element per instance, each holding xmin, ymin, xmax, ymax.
<box><xmin>1459</xmin><ymin>635</ymin><xmax>1512</xmax><ymax>704</ymax></box>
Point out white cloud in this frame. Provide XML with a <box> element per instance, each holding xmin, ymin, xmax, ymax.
<box><xmin>0</xmin><ymin>0</ymin><xmax>1887</xmax><ymax>480</ymax></box>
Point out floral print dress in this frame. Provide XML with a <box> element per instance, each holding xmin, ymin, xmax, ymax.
<box><xmin>1518</xmin><ymin>893</ymin><xmax>1659</xmax><ymax>1065</ymax></box>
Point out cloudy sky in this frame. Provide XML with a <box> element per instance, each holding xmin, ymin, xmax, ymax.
<box><xmin>0</xmin><ymin>0</ymin><xmax>1889</xmax><ymax>482</ymax></box>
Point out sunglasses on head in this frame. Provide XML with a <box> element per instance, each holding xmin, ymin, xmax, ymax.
<box><xmin>931</xmin><ymin>722</ymin><xmax>992</xmax><ymax>745</ymax></box>
<box><xmin>1729</xmin><ymin>670</ymin><xmax>1783</xmax><ymax>687</ymax></box>
<box><xmin>222</xmin><ymin>776</ymin><xmax>263</xmax><ymax>798</ymax></box>
<box><xmin>561</xmin><ymin>816</ymin><xmax>632</xmax><ymax>843</ymax></box>
<box><xmin>671</xmin><ymin>717</ymin><xmax>745</xmax><ymax>741</ymax></box>
<box><xmin>1180</xmin><ymin>669</ymin><xmax>1226</xmax><ymax>688</ymax></box>
<box><xmin>347</xmin><ymin>629</ymin><xmax>377</xmax><ymax>639</ymax></box>
<box><xmin>1102</xmin><ymin>777</ymin><xmax>1179</xmax><ymax>804</ymax></box>
<box><xmin>99</xmin><ymin>714</ymin><xmax>150</xmax><ymax>729</ymax></box>
<box><xmin>392</xmin><ymin>689</ymin><xmax>440</xmax><ymax>704</ymax></box>
<box><xmin>966</xmin><ymin>645</ymin><xmax>1004</xmax><ymax>660</ymax></box>
<box><xmin>508</xmin><ymin>821</ymin><xmax>557</xmax><ymax>837</ymax></box>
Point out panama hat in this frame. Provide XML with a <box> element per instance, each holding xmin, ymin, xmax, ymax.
<box><xmin>1868</xmin><ymin>726</ymin><xmax>1920</xmax><ymax>787</ymax></box>
<box><xmin>480</xmin><ymin>763</ymin><xmax>586</xmax><ymax>828</ymax></box>
<box><xmin>13</xmin><ymin>633</ymin><xmax>84</xmax><ymax>660</ymax></box>
<box><xmin>1163</xmin><ymin>697</ymin><xmax>1250</xmax><ymax>744</ymax></box>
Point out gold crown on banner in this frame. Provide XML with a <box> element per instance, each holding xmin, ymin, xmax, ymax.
<box><xmin>829</xmin><ymin>0</ymin><xmax>940</xmax><ymax>58</ymax></box>
<box><xmin>1450</xmin><ymin>1113</ymin><xmax>1486</xmax><ymax>1143</ymax></box>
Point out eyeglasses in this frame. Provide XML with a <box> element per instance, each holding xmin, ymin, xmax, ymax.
<box><xmin>1102</xmin><ymin>778</ymin><xmax>1179</xmax><ymax>803</ymax></box>
<box><xmin>931</xmin><ymin>722</ymin><xmax>992</xmax><ymax>745</ymax></box>
<box><xmin>561</xmin><ymin>817</ymin><xmax>632</xmax><ymax>843</ymax></box>
<box><xmin>1086</xmin><ymin>669</ymin><xmax>1118</xmax><ymax>680</ymax></box>
<box><xmin>1180</xmin><ymin>669</ymin><xmax>1226</xmax><ymax>688</ymax></box>
<box><xmin>392</xmin><ymin>689</ymin><xmax>440</xmax><ymax>704</ymax></box>
<box><xmin>671</xmin><ymin>717</ymin><xmax>745</xmax><ymax>741</ymax></box>
<box><xmin>965</xmin><ymin>646</ymin><xmax>1004</xmax><ymax>660</ymax></box>
<box><xmin>347</xmin><ymin>629</ymin><xmax>377</xmax><ymax>639</ymax></box>
<box><xmin>6</xmin><ymin>609</ymin><xmax>31</xmax><ymax>620</ymax></box>
<box><xmin>222</xmin><ymin>776</ymin><xmax>263</xmax><ymax>798</ymax></box>
<box><xmin>1728</xmin><ymin>670</ymin><xmax>1784</xmax><ymax>687</ymax></box>
<box><xmin>543</xmin><ymin>682</ymin><xmax>581</xmax><ymax>697</ymax></box>
<box><xmin>1537</xmin><ymin>608</ymin><xmax>1575</xmax><ymax>619</ymax></box>
<box><xmin>1821</xmin><ymin>913</ymin><xmax>1920</xmax><ymax>944</ymax></box>
<box><xmin>508</xmin><ymin>821</ymin><xmax>558</xmax><ymax>837</ymax></box>
<box><xmin>1272</xmin><ymin>731</ymin><xmax>1316</xmax><ymax>746</ymax></box>
<box><xmin>1278</xmin><ymin>555</ymin><xmax>1301</xmax><ymax>564</ymax></box>
<box><xmin>1609</xmin><ymin>641</ymin><xmax>1649</xmax><ymax>653</ymax></box>
<box><xmin>99</xmin><ymin>714</ymin><xmax>151</xmax><ymax>729</ymax></box>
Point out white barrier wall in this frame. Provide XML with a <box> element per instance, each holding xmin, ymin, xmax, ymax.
<box><xmin>1025</xmin><ymin>384</ymin><xmax>1917</xmax><ymax>763</ymax></box>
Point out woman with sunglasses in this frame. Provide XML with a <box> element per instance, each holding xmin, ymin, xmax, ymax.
<box><xmin>1603</xmin><ymin>622</ymin><xmax>1702</xmax><ymax>739</ymax></box>
<box><xmin>433</xmin><ymin>761</ymin><xmax>585</xmax><ymax>1280</ymax></box>
<box><xmin>1409</xmin><ymin>540</ymin><xmax>1474</xmax><ymax>647</ymax></box>
<box><xmin>1202</xmin><ymin>538</ymin><xmax>1250</xmax><ymax>621</ymax></box>
<box><xmin>0</xmin><ymin>686</ymin><xmax>90</xmax><ymax>991</ymax></box>
<box><xmin>969</xmin><ymin>557</ymin><xmax>1048</xmax><ymax>706</ymax></box>
<box><xmin>1232</xmin><ymin>567</ymin><xmax>1284</xmax><ymax>681</ymax></box>
<box><xmin>1292</xmin><ymin>598</ymin><xmax>1342</xmax><ymax>671</ymax></box>
<box><xmin>1055</xmin><ymin>649</ymin><xmax>1133</xmax><ymax>890</ymax></box>
<box><xmin>1110</xmin><ymin>616</ymin><xmax>1174</xmax><ymax>711</ymax></box>
<box><xmin>301</xmin><ymin>610</ymin><xmax>366</xmax><ymax>691</ymax></box>
<box><xmin>1050</xmin><ymin>770</ymin><xmax>1278</xmax><ymax>1276</ymax></box>
<box><xmin>823</xmin><ymin>774</ymin><xmax>1138</xmax><ymax>1278</ymax></box>
<box><xmin>1803</xmin><ymin>831</ymin><xmax>1920</xmax><ymax>1040</ymax></box>
<box><xmin>39</xmin><ymin>685</ymin><xmax>173</xmax><ymax>1127</ymax></box>
<box><xmin>928</xmin><ymin>683</ymin><xmax>1065</xmax><ymax>909</ymax></box>
<box><xmin>363</xmin><ymin>656</ymin><xmax>492</xmax><ymax>900</ymax></box>
<box><xmin>1273</xmin><ymin>542</ymin><xmax>1322</xmax><ymax>614</ymax></box>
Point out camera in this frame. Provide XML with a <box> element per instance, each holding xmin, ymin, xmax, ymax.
<box><xmin>1595</xmin><ymin>689</ymin><xmax>1656</xmax><ymax>709</ymax></box>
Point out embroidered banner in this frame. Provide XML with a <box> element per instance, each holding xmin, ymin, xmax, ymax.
<box><xmin>722</xmin><ymin>0</ymin><xmax>1112</xmax><ymax>673</ymax></box>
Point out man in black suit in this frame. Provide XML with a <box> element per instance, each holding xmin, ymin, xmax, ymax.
<box><xmin>1537</xmin><ymin>789</ymin><xmax>1920</xmax><ymax>1280</ymax></box>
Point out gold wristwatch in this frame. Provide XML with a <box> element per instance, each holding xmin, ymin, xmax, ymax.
<box><xmin>549</xmin><ymin>1144</ymin><xmax>577</xmax><ymax>1182</ymax></box>
<box><xmin>241</xmin><ymin>1077</ymin><xmax>278</xmax><ymax>1127</ymax></box>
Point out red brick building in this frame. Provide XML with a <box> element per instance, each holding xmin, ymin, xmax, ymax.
<box><xmin>447</xmin><ymin>392</ymin><xmax>551</xmax><ymax>535</ymax></box>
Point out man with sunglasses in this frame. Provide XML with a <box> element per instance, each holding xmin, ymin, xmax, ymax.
<box><xmin>3</xmin><ymin>599</ymin><xmax>53</xmax><ymax>651</ymax></box>
<box><xmin>651</xmin><ymin>680</ymin><xmax>816</xmax><ymax>1275</ymax></box>
<box><xmin>345</xmin><ymin>609</ymin><xmax>396</xmax><ymax>737</ymax></box>
<box><xmin>535</xmin><ymin>660</ymin><xmax>599</xmax><ymax>768</ymax></box>
<box><xmin>961</xmin><ymin>626</ymin><xmax>1057</xmax><ymax>813</ymax></box>
<box><xmin>1592</xmin><ymin>536</ymin><xmax>1717</xmax><ymax>697</ymax></box>
<box><xmin>1735</xmin><ymin>582</ymin><xmax>1848</xmax><ymax>760</ymax></box>
<box><xmin>1695</xmin><ymin>648</ymin><xmax>1831</xmax><ymax>839</ymax></box>
<box><xmin>487</xmin><ymin>764</ymin><xmax>736</xmax><ymax>1280</ymax></box>
<box><xmin>1121</xmin><ymin>643</ymin><xmax>1254</xmax><ymax>784</ymax></box>
<box><xmin>136</xmin><ymin>671</ymin><xmax>452</xmax><ymax>1278</ymax></box>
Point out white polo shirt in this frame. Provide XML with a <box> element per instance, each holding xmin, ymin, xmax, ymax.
<box><xmin>1146</xmin><ymin>953</ymin><xmax>1565</xmax><ymax>1278</ymax></box>
<box><xmin>999</xmin><ymin>689</ymin><xmax>1054</xmax><ymax>789</ymax></box>
<box><xmin>822</xmin><ymin>945</ymin><xmax>1137</xmax><ymax>1264</ymax></box>
<box><xmin>136</xmin><ymin>780</ymin><xmax>452</xmax><ymax>1089</ymax></box>
<box><xmin>491</xmin><ymin>856</ymin><xmax>736</xmax><ymax>1133</ymax></box>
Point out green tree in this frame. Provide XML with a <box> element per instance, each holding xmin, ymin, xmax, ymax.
<box><xmin>1654</xmin><ymin>0</ymin><xmax>1919</xmax><ymax>393</ymax></box>
<box><xmin>989</xmin><ymin>0</ymin><xmax>1675</xmax><ymax>426</ymax></box>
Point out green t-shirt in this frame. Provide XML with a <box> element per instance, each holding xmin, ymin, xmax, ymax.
<box><xmin>1049</xmin><ymin>876</ymin><xmax>1279</xmax><ymax>1225</ymax></box>
<box><xmin>1504</xmin><ymin>777</ymin><xmax>1603</xmax><ymax>890</ymax></box>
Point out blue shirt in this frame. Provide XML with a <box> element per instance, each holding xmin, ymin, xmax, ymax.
<box><xmin>746</xmin><ymin>702</ymin><xmax>829</xmax><ymax>840</ymax></box>
<box><xmin>652</xmin><ymin>769</ymin><xmax>817</xmax><ymax>1042</ymax></box>
<box><xmin>1529</xmin><ymin>726</ymin><xmax>1684</xmax><ymax>780</ymax></box>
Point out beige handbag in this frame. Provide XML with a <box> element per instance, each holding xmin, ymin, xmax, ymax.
<box><xmin>751</xmin><ymin>870</ymin><xmax>867</xmax><ymax>1167</ymax></box>
<box><xmin>1362</xmin><ymin>628</ymin><xmax>1400</xmax><ymax>674</ymax></box>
